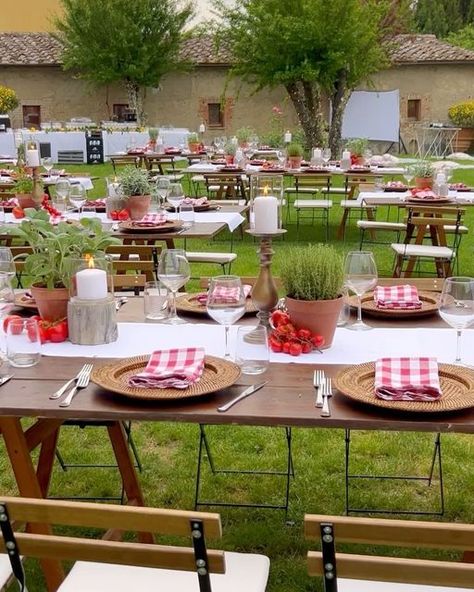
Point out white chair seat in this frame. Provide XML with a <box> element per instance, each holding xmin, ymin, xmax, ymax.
<box><xmin>444</xmin><ymin>224</ymin><xmax>468</xmax><ymax>234</ymax></box>
<box><xmin>391</xmin><ymin>243</ymin><xmax>454</xmax><ymax>259</ymax></box>
<box><xmin>58</xmin><ymin>551</ymin><xmax>270</xmax><ymax>592</ymax></box>
<box><xmin>339</xmin><ymin>577</ymin><xmax>473</xmax><ymax>592</ymax></box>
<box><xmin>357</xmin><ymin>220</ymin><xmax>406</xmax><ymax>231</ymax></box>
<box><xmin>186</xmin><ymin>252</ymin><xmax>237</xmax><ymax>264</ymax></box>
<box><xmin>191</xmin><ymin>175</ymin><xmax>205</xmax><ymax>183</ymax></box>
<box><xmin>294</xmin><ymin>199</ymin><xmax>332</xmax><ymax>209</ymax></box>
<box><xmin>340</xmin><ymin>199</ymin><xmax>375</xmax><ymax>209</ymax></box>
<box><xmin>0</xmin><ymin>555</ymin><xmax>12</xmax><ymax>589</ymax></box>
<box><xmin>285</xmin><ymin>187</ymin><xmax>325</xmax><ymax>194</ymax></box>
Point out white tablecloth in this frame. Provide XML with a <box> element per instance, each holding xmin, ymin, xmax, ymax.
<box><xmin>168</xmin><ymin>211</ymin><xmax>245</xmax><ymax>232</ymax></box>
<box><xmin>18</xmin><ymin>131</ymin><xmax>87</xmax><ymax>163</ymax></box>
<box><xmin>359</xmin><ymin>190</ymin><xmax>474</xmax><ymax>204</ymax></box>
<box><xmin>103</xmin><ymin>129</ymin><xmax>190</xmax><ymax>157</ymax></box>
<box><xmin>0</xmin><ymin>131</ymin><xmax>15</xmax><ymax>158</ymax></box>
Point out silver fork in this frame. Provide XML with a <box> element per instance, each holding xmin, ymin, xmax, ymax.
<box><xmin>321</xmin><ymin>377</ymin><xmax>332</xmax><ymax>418</ymax></box>
<box><xmin>314</xmin><ymin>370</ymin><xmax>325</xmax><ymax>407</ymax></box>
<box><xmin>50</xmin><ymin>364</ymin><xmax>93</xmax><ymax>400</ymax></box>
<box><xmin>59</xmin><ymin>365</ymin><xmax>93</xmax><ymax>408</ymax></box>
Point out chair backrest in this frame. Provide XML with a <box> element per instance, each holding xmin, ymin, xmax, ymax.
<box><xmin>110</xmin><ymin>156</ymin><xmax>139</xmax><ymax>173</ymax></box>
<box><xmin>0</xmin><ymin>496</ymin><xmax>225</xmax><ymax>591</ymax></box>
<box><xmin>305</xmin><ymin>514</ymin><xmax>474</xmax><ymax>590</ymax></box>
<box><xmin>294</xmin><ymin>173</ymin><xmax>331</xmax><ymax>193</ymax></box>
<box><xmin>403</xmin><ymin>206</ymin><xmax>465</xmax><ymax>248</ymax></box>
<box><xmin>106</xmin><ymin>244</ymin><xmax>161</xmax><ymax>288</ymax></box>
<box><xmin>203</xmin><ymin>173</ymin><xmax>247</xmax><ymax>201</ymax></box>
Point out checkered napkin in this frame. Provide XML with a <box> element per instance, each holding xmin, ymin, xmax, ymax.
<box><xmin>50</xmin><ymin>215</ymin><xmax>66</xmax><ymax>225</ymax></box>
<box><xmin>137</xmin><ymin>213</ymin><xmax>168</xmax><ymax>226</ymax></box>
<box><xmin>182</xmin><ymin>197</ymin><xmax>208</xmax><ymax>206</ymax></box>
<box><xmin>375</xmin><ymin>357</ymin><xmax>442</xmax><ymax>401</ymax></box>
<box><xmin>192</xmin><ymin>284</ymin><xmax>252</xmax><ymax>305</ymax></box>
<box><xmin>373</xmin><ymin>285</ymin><xmax>422</xmax><ymax>310</ymax></box>
<box><xmin>128</xmin><ymin>348</ymin><xmax>205</xmax><ymax>389</ymax></box>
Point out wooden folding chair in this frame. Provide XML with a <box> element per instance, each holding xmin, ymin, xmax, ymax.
<box><xmin>306</xmin><ymin>513</ymin><xmax>474</xmax><ymax>591</ymax></box>
<box><xmin>284</xmin><ymin>173</ymin><xmax>332</xmax><ymax>236</ymax></box>
<box><xmin>203</xmin><ymin>173</ymin><xmax>248</xmax><ymax>202</ymax></box>
<box><xmin>0</xmin><ymin>496</ymin><xmax>270</xmax><ymax>592</ymax></box>
<box><xmin>110</xmin><ymin>156</ymin><xmax>139</xmax><ymax>174</ymax></box>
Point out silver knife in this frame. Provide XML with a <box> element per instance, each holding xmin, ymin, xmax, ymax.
<box><xmin>217</xmin><ymin>381</ymin><xmax>268</xmax><ymax>413</ymax></box>
<box><xmin>0</xmin><ymin>375</ymin><xmax>13</xmax><ymax>386</ymax></box>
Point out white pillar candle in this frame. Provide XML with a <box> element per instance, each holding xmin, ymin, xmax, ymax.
<box><xmin>254</xmin><ymin>193</ymin><xmax>279</xmax><ymax>233</ymax></box>
<box><xmin>342</xmin><ymin>150</ymin><xmax>351</xmax><ymax>160</ymax></box>
<box><xmin>313</xmin><ymin>148</ymin><xmax>322</xmax><ymax>159</ymax></box>
<box><xmin>76</xmin><ymin>268</ymin><xmax>108</xmax><ymax>300</ymax></box>
<box><xmin>341</xmin><ymin>150</ymin><xmax>351</xmax><ymax>170</ymax></box>
<box><xmin>199</xmin><ymin>123</ymin><xmax>206</xmax><ymax>134</ymax></box>
<box><xmin>284</xmin><ymin>130</ymin><xmax>292</xmax><ymax>143</ymax></box>
<box><xmin>26</xmin><ymin>149</ymin><xmax>40</xmax><ymax>167</ymax></box>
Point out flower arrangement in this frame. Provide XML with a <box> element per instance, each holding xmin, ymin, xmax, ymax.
<box><xmin>448</xmin><ymin>100</ymin><xmax>474</xmax><ymax>128</ymax></box>
<box><xmin>0</xmin><ymin>86</ymin><xmax>19</xmax><ymax>113</ymax></box>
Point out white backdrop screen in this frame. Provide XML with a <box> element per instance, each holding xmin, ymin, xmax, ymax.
<box><xmin>341</xmin><ymin>90</ymin><xmax>400</xmax><ymax>142</ymax></box>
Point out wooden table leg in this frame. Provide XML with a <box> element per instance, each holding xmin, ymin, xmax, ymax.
<box><xmin>0</xmin><ymin>418</ymin><xmax>64</xmax><ymax>591</ymax></box>
<box><xmin>36</xmin><ymin>427</ymin><xmax>60</xmax><ymax>498</ymax></box>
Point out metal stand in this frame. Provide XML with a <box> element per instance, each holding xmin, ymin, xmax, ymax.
<box><xmin>345</xmin><ymin>429</ymin><xmax>444</xmax><ymax>516</ymax></box>
<box><xmin>194</xmin><ymin>424</ymin><xmax>294</xmax><ymax>513</ymax></box>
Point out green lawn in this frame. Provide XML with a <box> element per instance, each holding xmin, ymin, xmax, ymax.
<box><xmin>3</xmin><ymin>160</ymin><xmax>474</xmax><ymax>591</ymax></box>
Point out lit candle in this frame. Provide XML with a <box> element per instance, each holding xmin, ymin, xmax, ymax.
<box><xmin>341</xmin><ymin>150</ymin><xmax>351</xmax><ymax>170</ymax></box>
<box><xmin>284</xmin><ymin>130</ymin><xmax>292</xmax><ymax>143</ymax></box>
<box><xmin>312</xmin><ymin>148</ymin><xmax>322</xmax><ymax>160</ymax></box>
<box><xmin>76</xmin><ymin>258</ymin><xmax>108</xmax><ymax>300</ymax></box>
<box><xmin>26</xmin><ymin>149</ymin><xmax>40</xmax><ymax>167</ymax></box>
<box><xmin>253</xmin><ymin>185</ymin><xmax>278</xmax><ymax>233</ymax></box>
<box><xmin>199</xmin><ymin>123</ymin><xmax>206</xmax><ymax>134</ymax></box>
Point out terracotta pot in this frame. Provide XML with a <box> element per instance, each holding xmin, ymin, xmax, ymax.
<box><xmin>188</xmin><ymin>142</ymin><xmax>201</xmax><ymax>154</ymax></box>
<box><xmin>288</xmin><ymin>156</ymin><xmax>302</xmax><ymax>169</ymax></box>
<box><xmin>455</xmin><ymin>128</ymin><xmax>474</xmax><ymax>153</ymax></box>
<box><xmin>414</xmin><ymin>176</ymin><xmax>433</xmax><ymax>189</ymax></box>
<box><xmin>352</xmin><ymin>155</ymin><xmax>365</xmax><ymax>166</ymax></box>
<box><xmin>285</xmin><ymin>295</ymin><xmax>343</xmax><ymax>349</ymax></box>
<box><xmin>225</xmin><ymin>155</ymin><xmax>235</xmax><ymax>165</ymax></box>
<box><xmin>125</xmin><ymin>195</ymin><xmax>151</xmax><ymax>220</ymax></box>
<box><xmin>16</xmin><ymin>194</ymin><xmax>38</xmax><ymax>209</ymax></box>
<box><xmin>30</xmin><ymin>284</ymin><xmax>69</xmax><ymax>322</ymax></box>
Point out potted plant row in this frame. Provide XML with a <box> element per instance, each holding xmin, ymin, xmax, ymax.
<box><xmin>5</xmin><ymin>209</ymin><xmax>120</xmax><ymax>320</ymax></box>
<box><xmin>280</xmin><ymin>244</ymin><xmax>344</xmax><ymax>348</ymax></box>
<box><xmin>117</xmin><ymin>166</ymin><xmax>152</xmax><ymax>219</ymax></box>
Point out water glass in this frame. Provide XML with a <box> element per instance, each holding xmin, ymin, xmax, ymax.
<box><xmin>344</xmin><ymin>251</ymin><xmax>378</xmax><ymax>331</ymax></box>
<box><xmin>179</xmin><ymin>202</ymin><xmax>195</xmax><ymax>228</ymax></box>
<box><xmin>157</xmin><ymin>249</ymin><xmax>190</xmax><ymax>325</ymax></box>
<box><xmin>82</xmin><ymin>204</ymin><xmax>99</xmax><ymax>219</ymax></box>
<box><xmin>337</xmin><ymin>287</ymin><xmax>351</xmax><ymax>327</ymax></box>
<box><xmin>0</xmin><ymin>206</ymin><xmax>5</xmax><ymax>224</ymax></box>
<box><xmin>439</xmin><ymin>276</ymin><xmax>474</xmax><ymax>366</ymax></box>
<box><xmin>144</xmin><ymin>281</ymin><xmax>169</xmax><ymax>320</ymax></box>
<box><xmin>235</xmin><ymin>326</ymin><xmax>269</xmax><ymax>375</ymax></box>
<box><xmin>6</xmin><ymin>318</ymin><xmax>41</xmax><ymax>367</ymax></box>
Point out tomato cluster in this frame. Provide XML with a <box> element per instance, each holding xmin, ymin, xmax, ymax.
<box><xmin>41</xmin><ymin>195</ymin><xmax>61</xmax><ymax>217</ymax></box>
<box><xmin>3</xmin><ymin>315</ymin><xmax>69</xmax><ymax>344</ymax></box>
<box><xmin>269</xmin><ymin>310</ymin><xmax>324</xmax><ymax>356</ymax></box>
<box><xmin>110</xmin><ymin>209</ymin><xmax>130</xmax><ymax>221</ymax></box>
<box><xmin>12</xmin><ymin>206</ymin><xmax>25</xmax><ymax>219</ymax></box>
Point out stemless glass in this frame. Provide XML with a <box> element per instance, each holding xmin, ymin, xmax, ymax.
<box><xmin>157</xmin><ymin>249</ymin><xmax>190</xmax><ymax>325</ymax></box>
<box><xmin>206</xmin><ymin>275</ymin><xmax>246</xmax><ymax>359</ymax></box>
<box><xmin>0</xmin><ymin>248</ymin><xmax>16</xmax><ymax>280</ymax></box>
<box><xmin>6</xmin><ymin>318</ymin><xmax>41</xmax><ymax>367</ymax></box>
<box><xmin>0</xmin><ymin>273</ymin><xmax>14</xmax><ymax>318</ymax></box>
<box><xmin>68</xmin><ymin>183</ymin><xmax>86</xmax><ymax>214</ymax></box>
<box><xmin>179</xmin><ymin>202</ymin><xmax>194</xmax><ymax>228</ymax></box>
<box><xmin>344</xmin><ymin>251</ymin><xmax>378</xmax><ymax>331</ymax></box>
<box><xmin>439</xmin><ymin>277</ymin><xmax>474</xmax><ymax>366</ymax></box>
<box><xmin>167</xmin><ymin>182</ymin><xmax>185</xmax><ymax>216</ymax></box>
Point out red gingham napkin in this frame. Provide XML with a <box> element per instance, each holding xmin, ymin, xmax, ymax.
<box><xmin>128</xmin><ymin>348</ymin><xmax>205</xmax><ymax>389</ymax></box>
<box><xmin>137</xmin><ymin>213</ymin><xmax>168</xmax><ymax>226</ymax></box>
<box><xmin>375</xmin><ymin>357</ymin><xmax>442</xmax><ymax>401</ymax></box>
<box><xmin>182</xmin><ymin>197</ymin><xmax>208</xmax><ymax>206</ymax></box>
<box><xmin>50</xmin><ymin>215</ymin><xmax>66</xmax><ymax>225</ymax></box>
<box><xmin>191</xmin><ymin>284</ymin><xmax>252</xmax><ymax>305</ymax></box>
<box><xmin>373</xmin><ymin>285</ymin><xmax>422</xmax><ymax>310</ymax></box>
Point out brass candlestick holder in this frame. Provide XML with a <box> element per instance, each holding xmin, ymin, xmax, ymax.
<box><xmin>246</xmin><ymin>229</ymin><xmax>286</xmax><ymax>330</ymax></box>
<box><xmin>31</xmin><ymin>166</ymin><xmax>44</xmax><ymax>207</ymax></box>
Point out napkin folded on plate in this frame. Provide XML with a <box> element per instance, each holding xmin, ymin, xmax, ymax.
<box><xmin>182</xmin><ymin>197</ymin><xmax>208</xmax><ymax>206</ymax></box>
<box><xmin>137</xmin><ymin>213</ymin><xmax>168</xmax><ymax>226</ymax></box>
<box><xmin>191</xmin><ymin>284</ymin><xmax>252</xmax><ymax>305</ymax></box>
<box><xmin>128</xmin><ymin>347</ymin><xmax>205</xmax><ymax>389</ymax></box>
<box><xmin>375</xmin><ymin>357</ymin><xmax>442</xmax><ymax>401</ymax></box>
<box><xmin>373</xmin><ymin>285</ymin><xmax>422</xmax><ymax>310</ymax></box>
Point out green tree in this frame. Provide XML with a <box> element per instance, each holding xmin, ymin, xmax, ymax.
<box><xmin>415</xmin><ymin>0</ymin><xmax>474</xmax><ymax>37</ymax></box>
<box><xmin>54</xmin><ymin>0</ymin><xmax>194</xmax><ymax>125</ymax></box>
<box><xmin>0</xmin><ymin>85</ymin><xmax>19</xmax><ymax>113</ymax></box>
<box><xmin>447</xmin><ymin>24</ymin><xmax>474</xmax><ymax>50</ymax></box>
<box><xmin>214</xmin><ymin>0</ymin><xmax>407</xmax><ymax>154</ymax></box>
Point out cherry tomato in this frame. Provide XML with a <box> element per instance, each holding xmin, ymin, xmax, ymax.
<box><xmin>47</xmin><ymin>320</ymin><xmax>69</xmax><ymax>343</ymax></box>
<box><xmin>110</xmin><ymin>210</ymin><xmax>119</xmax><ymax>221</ymax></box>
<box><xmin>270</xmin><ymin>310</ymin><xmax>290</xmax><ymax>328</ymax></box>
<box><xmin>269</xmin><ymin>339</ymin><xmax>282</xmax><ymax>353</ymax></box>
<box><xmin>3</xmin><ymin>315</ymin><xmax>23</xmax><ymax>334</ymax></box>
<box><xmin>118</xmin><ymin>209</ymin><xmax>130</xmax><ymax>221</ymax></box>
<box><xmin>282</xmin><ymin>341</ymin><xmax>291</xmax><ymax>354</ymax></box>
<box><xmin>37</xmin><ymin>324</ymin><xmax>49</xmax><ymax>344</ymax></box>
<box><xmin>297</xmin><ymin>328</ymin><xmax>312</xmax><ymax>340</ymax></box>
<box><xmin>289</xmin><ymin>342</ymin><xmax>303</xmax><ymax>356</ymax></box>
<box><xmin>311</xmin><ymin>334</ymin><xmax>325</xmax><ymax>349</ymax></box>
<box><xmin>12</xmin><ymin>206</ymin><xmax>25</xmax><ymax>219</ymax></box>
<box><xmin>301</xmin><ymin>341</ymin><xmax>313</xmax><ymax>354</ymax></box>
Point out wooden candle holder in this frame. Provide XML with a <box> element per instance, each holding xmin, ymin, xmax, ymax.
<box><xmin>68</xmin><ymin>295</ymin><xmax>118</xmax><ymax>345</ymax></box>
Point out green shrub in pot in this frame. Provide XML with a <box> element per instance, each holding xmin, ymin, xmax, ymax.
<box><xmin>117</xmin><ymin>166</ymin><xmax>152</xmax><ymax>219</ymax></box>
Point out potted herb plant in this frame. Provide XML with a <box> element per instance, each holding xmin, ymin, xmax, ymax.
<box><xmin>14</xmin><ymin>173</ymin><xmax>42</xmax><ymax>209</ymax></box>
<box><xmin>224</xmin><ymin>141</ymin><xmax>237</xmax><ymax>165</ymax></box>
<box><xmin>118</xmin><ymin>166</ymin><xmax>151</xmax><ymax>219</ymax></box>
<box><xmin>187</xmin><ymin>132</ymin><xmax>200</xmax><ymax>154</ymax></box>
<box><xmin>345</xmin><ymin>138</ymin><xmax>369</xmax><ymax>165</ymax></box>
<box><xmin>286</xmin><ymin>142</ymin><xmax>304</xmax><ymax>169</ymax></box>
<box><xmin>4</xmin><ymin>209</ymin><xmax>120</xmax><ymax>320</ymax></box>
<box><xmin>148</xmin><ymin>127</ymin><xmax>159</xmax><ymax>151</ymax></box>
<box><xmin>236</xmin><ymin>126</ymin><xmax>254</xmax><ymax>148</ymax></box>
<box><xmin>412</xmin><ymin>161</ymin><xmax>434</xmax><ymax>189</ymax></box>
<box><xmin>448</xmin><ymin>100</ymin><xmax>474</xmax><ymax>152</ymax></box>
<box><xmin>280</xmin><ymin>244</ymin><xmax>344</xmax><ymax>348</ymax></box>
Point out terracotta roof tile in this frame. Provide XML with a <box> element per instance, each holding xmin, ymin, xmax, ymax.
<box><xmin>0</xmin><ymin>32</ymin><xmax>62</xmax><ymax>65</ymax></box>
<box><xmin>389</xmin><ymin>33</ymin><xmax>474</xmax><ymax>64</ymax></box>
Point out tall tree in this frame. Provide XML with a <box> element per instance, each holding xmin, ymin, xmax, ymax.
<box><xmin>446</xmin><ymin>24</ymin><xmax>474</xmax><ymax>50</ymax></box>
<box><xmin>214</xmin><ymin>0</ymin><xmax>407</xmax><ymax>154</ymax></box>
<box><xmin>54</xmin><ymin>0</ymin><xmax>194</xmax><ymax>125</ymax></box>
<box><xmin>415</xmin><ymin>0</ymin><xmax>474</xmax><ymax>37</ymax></box>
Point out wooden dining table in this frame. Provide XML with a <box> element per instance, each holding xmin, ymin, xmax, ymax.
<box><xmin>1</xmin><ymin>298</ymin><xmax>473</xmax><ymax>589</ymax></box>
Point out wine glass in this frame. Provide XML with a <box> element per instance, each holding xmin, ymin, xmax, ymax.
<box><xmin>155</xmin><ymin>178</ymin><xmax>171</xmax><ymax>211</ymax></box>
<box><xmin>322</xmin><ymin>148</ymin><xmax>331</xmax><ymax>166</ymax></box>
<box><xmin>68</xmin><ymin>183</ymin><xmax>86</xmax><ymax>214</ymax></box>
<box><xmin>0</xmin><ymin>248</ymin><xmax>16</xmax><ymax>280</ymax></box>
<box><xmin>157</xmin><ymin>249</ymin><xmax>190</xmax><ymax>325</ymax></box>
<box><xmin>403</xmin><ymin>166</ymin><xmax>414</xmax><ymax>188</ymax></box>
<box><xmin>439</xmin><ymin>277</ymin><xmax>474</xmax><ymax>366</ymax></box>
<box><xmin>41</xmin><ymin>157</ymin><xmax>53</xmax><ymax>175</ymax></box>
<box><xmin>0</xmin><ymin>272</ymin><xmax>15</xmax><ymax>358</ymax></box>
<box><xmin>277</xmin><ymin>150</ymin><xmax>287</xmax><ymax>168</ymax></box>
<box><xmin>344</xmin><ymin>251</ymin><xmax>378</xmax><ymax>331</ymax></box>
<box><xmin>55</xmin><ymin>179</ymin><xmax>70</xmax><ymax>212</ymax></box>
<box><xmin>167</xmin><ymin>183</ymin><xmax>185</xmax><ymax>216</ymax></box>
<box><xmin>206</xmin><ymin>275</ymin><xmax>246</xmax><ymax>359</ymax></box>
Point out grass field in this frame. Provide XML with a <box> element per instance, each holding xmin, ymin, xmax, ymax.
<box><xmin>3</xmin><ymin>159</ymin><xmax>474</xmax><ymax>591</ymax></box>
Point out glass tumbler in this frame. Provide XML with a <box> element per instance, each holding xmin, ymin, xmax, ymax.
<box><xmin>235</xmin><ymin>326</ymin><xmax>269</xmax><ymax>375</ymax></box>
<box><xmin>6</xmin><ymin>318</ymin><xmax>41</xmax><ymax>367</ymax></box>
<box><xmin>144</xmin><ymin>281</ymin><xmax>169</xmax><ymax>320</ymax></box>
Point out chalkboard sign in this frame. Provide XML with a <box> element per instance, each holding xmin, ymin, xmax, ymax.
<box><xmin>85</xmin><ymin>130</ymin><xmax>104</xmax><ymax>164</ymax></box>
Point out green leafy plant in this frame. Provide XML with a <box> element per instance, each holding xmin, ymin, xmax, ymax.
<box><xmin>236</xmin><ymin>126</ymin><xmax>254</xmax><ymax>144</ymax></box>
<box><xmin>3</xmin><ymin>209</ymin><xmax>120</xmax><ymax>289</ymax></box>
<box><xmin>0</xmin><ymin>85</ymin><xmax>19</xmax><ymax>113</ymax></box>
<box><xmin>118</xmin><ymin>166</ymin><xmax>151</xmax><ymax>196</ymax></box>
<box><xmin>286</xmin><ymin>142</ymin><xmax>304</xmax><ymax>158</ymax></box>
<box><xmin>14</xmin><ymin>173</ymin><xmax>37</xmax><ymax>194</ymax></box>
<box><xmin>448</xmin><ymin>100</ymin><xmax>474</xmax><ymax>128</ymax></box>
<box><xmin>224</xmin><ymin>142</ymin><xmax>237</xmax><ymax>156</ymax></box>
<box><xmin>345</xmin><ymin>137</ymin><xmax>369</xmax><ymax>156</ymax></box>
<box><xmin>280</xmin><ymin>244</ymin><xmax>344</xmax><ymax>301</ymax></box>
<box><xmin>187</xmin><ymin>132</ymin><xmax>199</xmax><ymax>143</ymax></box>
<box><xmin>148</xmin><ymin>127</ymin><xmax>158</xmax><ymax>141</ymax></box>
<box><xmin>412</xmin><ymin>161</ymin><xmax>434</xmax><ymax>178</ymax></box>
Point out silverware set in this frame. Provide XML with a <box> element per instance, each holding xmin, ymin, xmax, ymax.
<box><xmin>313</xmin><ymin>370</ymin><xmax>332</xmax><ymax>417</ymax></box>
<box><xmin>50</xmin><ymin>363</ymin><xmax>93</xmax><ymax>407</ymax></box>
